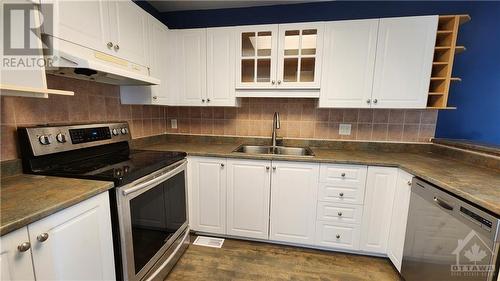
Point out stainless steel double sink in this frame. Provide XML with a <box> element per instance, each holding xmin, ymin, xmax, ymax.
<box><xmin>232</xmin><ymin>145</ymin><xmax>315</xmax><ymax>157</ymax></box>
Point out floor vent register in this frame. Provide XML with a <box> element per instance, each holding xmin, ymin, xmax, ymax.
<box><xmin>193</xmin><ymin>236</ymin><xmax>225</xmax><ymax>248</ymax></box>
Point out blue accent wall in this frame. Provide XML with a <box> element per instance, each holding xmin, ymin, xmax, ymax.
<box><xmin>147</xmin><ymin>1</ymin><xmax>500</xmax><ymax>145</ymax></box>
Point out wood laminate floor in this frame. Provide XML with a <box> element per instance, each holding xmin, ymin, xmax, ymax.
<box><xmin>165</xmin><ymin>236</ymin><xmax>401</xmax><ymax>281</ymax></box>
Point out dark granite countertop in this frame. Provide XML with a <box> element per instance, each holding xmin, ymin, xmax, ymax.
<box><xmin>1</xmin><ymin>174</ymin><xmax>114</xmax><ymax>236</ymax></box>
<box><xmin>142</xmin><ymin>142</ymin><xmax>500</xmax><ymax>217</ymax></box>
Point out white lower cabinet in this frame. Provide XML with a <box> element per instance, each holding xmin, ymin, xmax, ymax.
<box><xmin>0</xmin><ymin>227</ymin><xmax>35</xmax><ymax>281</ymax></box>
<box><xmin>0</xmin><ymin>192</ymin><xmax>114</xmax><ymax>281</ymax></box>
<box><xmin>387</xmin><ymin>170</ymin><xmax>414</xmax><ymax>272</ymax></box>
<box><xmin>188</xmin><ymin>156</ymin><xmax>227</xmax><ymax>234</ymax></box>
<box><xmin>360</xmin><ymin>166</ymin><xmax>398</xmax><ymax>254</ymax></box>
<box><xmin>226</xmin><ymin>159</ymin><xmax>271</xmax><ymax>239</ymax></box>
<box><xmin>270</xmin><ymin>161</ymin><xmax>319</xmax><ymax>245</ymax></box>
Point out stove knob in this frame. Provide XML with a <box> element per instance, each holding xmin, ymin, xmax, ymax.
<box><xmin>121</xmin><ymin>128</ymin><xmax>128</xmax><ymax>135</ymax></box>
<box><xmin>56</xmin><ymin>133</ymin><xmax>66</xmax><ymax>143</ymax></box>
<box><xmin>38</xmin><ymin>135</ymin><xmax>51</xmax><ymax>145</ymax></box>
<box><xmin>112</xmin><ymin>129</ymin><xmax>119</xmax><ymax>136</ymax></box>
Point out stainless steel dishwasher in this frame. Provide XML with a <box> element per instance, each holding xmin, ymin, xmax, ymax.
<box><xmin>401</xmin><ymin>178</ymin><xmax>500</xmax><ymax>281</ymax></box>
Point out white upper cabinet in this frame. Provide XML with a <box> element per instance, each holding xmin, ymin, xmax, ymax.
<box><xmin>175</xmin><ymin>29</ymin><xmax>207</xmax><ymax>106</ymax></box>
<box><xmin>277</xmin><ymin>22</ymin><xmax>323</xmax><ymax>89</ymax></box>
<box><xmin>108</xmin><ymin>1</ymin><xmax>149</xmax><ymax>65</ymax></box>
<box><xmin>42</xmin><ymin>0</ymin><xmax>111</xmax><ymax>55</ymax></box>
<box><xmin>387</xmin><ymin>170</ymin><xmax>414</xmax><ymax>272</ymax></box>
<box><xmin>43</xmin><ymin>0</ymin><xmax>150</xmax><ymax>66</ymax></box>
<box><xmin>319</xmin><ymin>19</ymin><xmax>378</xmax><ymax>108</ymax></box>
<box><xmin>236</xmin><ymin>22</ymin><xmax>323</xmax><ymax>91</ymax></box>
<box><xmin>226</xmin><ymin>159</ymin><xmax>271</xmax><ymax>239</ymax></box>
<box><xmin>120</xmin><ymin>16</ymin><xmax>169</xmax><ymax>105</ymax></box>
<box><xmin>360</xmin><ymin>166</ymin><xmax>398</xmax><ymax>254</ymax></box>
<box><xmin>372</xmin><ymin>16</ymin><xmax>438</xmax><ymax>108</ymax></box>
<box><xmin>0</xmin><ymin>227</ymin><xmax>35</xmax><ymax>281</ymax></box>
<box><xmin>188</xmin><ymin>157</ymin><xmax>226</xmax><ymax>234</ymax></box>
<box><xmin>236</xmin><ymin>24</ymin><xmax>279</xmax><ymax>89</ymax></box>
<box><xmin>206</xmin><ymin>27</ymin><xmax>239</xmax><ymax>106</ymax></box>
<box><xmin>28</xmin><ymin>192</ymin><xmax>115</xmax><ymax>281</ymax></box>
<box><xmin>270</xmin><ymin>161</ymin><xmax>319</xmax><ymax>245</ymax></box>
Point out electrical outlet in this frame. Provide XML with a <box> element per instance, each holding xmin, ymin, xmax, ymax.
<box><xmin>171</xmin><ymin>119</ymin><xmax>177</xmax><ymax>129</ymax></box>
<box><xmin>339</xmin><ymin>123</ymin><xmax>351</xmax><ymax>135</ymax></box>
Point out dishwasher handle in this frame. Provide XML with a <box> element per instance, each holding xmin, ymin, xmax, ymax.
<box><xmin>433</xmin><ymin>196</ymin><xmax>453</xmax><ymax>211</ymax></box>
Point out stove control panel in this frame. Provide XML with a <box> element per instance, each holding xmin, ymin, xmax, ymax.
<box><xmin>20</xmin><ymin>122</ymin><xmax>131</xmax><ymax>156</ymax></box>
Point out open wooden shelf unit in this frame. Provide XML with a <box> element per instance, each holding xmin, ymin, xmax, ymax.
<box><xmin>427</xmin><ymin>14</ymin><xmax>470</xmax><ymax>109</ymax></box>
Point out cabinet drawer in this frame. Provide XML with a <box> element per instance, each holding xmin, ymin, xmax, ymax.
<box><xmin>315</xmin><ymin>221</ymin><xmax>361</xmax><ymax>250</ymax></box>
<box><xmin>319</xmin><ymin>164</ymin><xmax>367</xmax><ymax>185</ymax></box>
<box><xmin>318</xmin><ymin>182</ymin><xmax>365</xmax><ymax>204</ymax></box>
<box><xmin>317</xmin><ymin>202</ymin><xmax>363</xmax><ymax>224</ymax></box>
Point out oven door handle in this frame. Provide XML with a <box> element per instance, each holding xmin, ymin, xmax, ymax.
<box><xmin>122</xmin><ymin>159</ymin><xmax>186</xmax><ymax>196</ymax></box>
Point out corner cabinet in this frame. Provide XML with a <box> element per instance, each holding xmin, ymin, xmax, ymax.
<box><xmin>236</xmin><ymin>22</ymin><xmax>324</xmax><ymax>91</ymax></box>
<box><xmin>0</xmin><ymin>192</ymin><xmax>115</xmax><ymax>281</ymax></box>
<box><xmin>360</xmin><ymin>166</ymin><xmax>398</xmax><ymax>254</ymax></box>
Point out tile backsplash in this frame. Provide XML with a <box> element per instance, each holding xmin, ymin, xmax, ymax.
<box><xmin>0</xmin><ymin>75</ymin><xmax>437</xmax><ymax>161</ymax></box>
<box><xmin>165</xmin><ymin>99</ymin><xmax>437</xmax><ymax>144</ymax></box>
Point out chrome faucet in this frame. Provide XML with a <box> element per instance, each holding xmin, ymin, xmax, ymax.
<box><xmin>272</xmin><ymin>112</ymin><xmax>280</xmax><ymax>147</ymax></box>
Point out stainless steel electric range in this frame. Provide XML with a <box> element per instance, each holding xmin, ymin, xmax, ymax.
<box><xmin>18</xmin><ymin>122</ymin><xmax>189</xmax><ymax>281</ymax></box>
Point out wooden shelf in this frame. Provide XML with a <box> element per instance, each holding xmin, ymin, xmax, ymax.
<box><xmin>0</xmin><ymin>84</ymin><xmax>74</xmax><ymax>98</ymax></box>
<box><xmin>427</xmin><ymin>14</ymin><xmax>469</xmax><ymax>109</ymax></box>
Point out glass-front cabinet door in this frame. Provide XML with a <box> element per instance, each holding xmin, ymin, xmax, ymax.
<box><xmin>277</xmin><ymin>23</ymin><xmax>324</xmax><ymax>89</ymax></box>
<box><xmin>236</xmin><ymin>25</ymin><xmax>278</xmax><ymax>88</ymax></box>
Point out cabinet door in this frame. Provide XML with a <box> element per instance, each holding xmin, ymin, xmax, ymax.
<box><xmin>277</xmin><ymin>22</ymin><xmax>324</xmax><ymax>89</ymax></box>
<box><xmin>387</xmin><ymin>169</ymin><xmax>413</xmax><ymax>272</ymax></box>
<box><xmin>206</xmin><ymin>27</ymin><xmax>238</xmax><ymax>106</ymax></box>
<box><xmin>319</xmin><ymin>19</ymin><xmax>378</xmax><ymax>108</ymax></box>
<box><xmin>41</xmin><ymin>0</ymin><xmax>111</xmax><ymax>54</ymax></box>
<box><xmin>372</xmin><ymin>16</ymin><xmax>438</xmax><ymax>108</ymax></box>
<box><xmin>28</xmin><ymin>192</ymin><xmax>115</xmax><ymax>281</ymax></box>
<box><xmin>360</xmin><ymin>166</ymin><xmax>398</xmax><ymax>254</ymax></box>
<box><xmin>119</xmin><ymin>17</ymin><xmax>168</xmax><ymax>105</ymax></box>
<box><xmin>109</xmin><ymin>1</ymin><xmax>149</xmax><ymax>65</ymax></box>
<box><xmin>0</xmin><ymin>227</ymin><xmax>35</xmax><ymax>281</ymax></box>
<box><xmin>270</xmin><ymin>161</ymin><xmax>319</xmax><ymax>245</ymax></box>
<box><xmin>176</xmin><ymin>29</ymin><xmax>207</xmax><ymax>105</ymax></box>
<box><xmin>188</xmin><ymin>157</ymin><xmax>226</xmax><ymax>234</ymax></box>
<box><xmin>226</xmin><ymin>159</ymin><xmax>271</xmax><ymax>239</ymax></box>
<box><xmin>236</xmin><ymin>25</ymin><xmax>278</xmax><ymax>89</ymax></box>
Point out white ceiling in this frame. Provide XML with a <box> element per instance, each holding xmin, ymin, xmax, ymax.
<box><xmin>148</xmin><ymin>0</ymin><xmax>327</xmax><ymax>13</ymax></box>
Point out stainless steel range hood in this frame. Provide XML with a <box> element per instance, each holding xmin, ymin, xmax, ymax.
<box><xmin>43</xmin><ymin>35</ymin><xmax>160</xmax><ymax>86</ymax></box>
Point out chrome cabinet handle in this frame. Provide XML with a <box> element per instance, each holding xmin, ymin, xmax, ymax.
<box><xmin>336</xmin><ymin>234</ymin><xmax>341</xmax><ymax>239</ymax></box>
<box><xmin>107</xmin><ymin>42</ymin><xmax>113</xmax><ymax>48</ymax></box>
<box><xmin>407</xmin><ymin>180</ymin><xmax>412</xmax><ymax>186</ymax></box>
<box><xmin>339</xmin><ymin>192</ymin><xmax>344</xmax><ymax>197</ymax></box>
<box><xmin>207</xmin><ymin>99</ymin><xmax>210</xmax><ymax>102</ymax></box>
<box><xmin>373</xmin><ymin>99</ymin><xmax>378</xmax><ymax>104</ymax></box>
<box><xmin>341</xmin><ymin>172</ymin><xmax>346</xmax><ymax>177</ymax></box>
<box><xmin>220</xmin><ymin>163</ymin><xmax>224</xmax><ymax>168</ymax></box>
<box><xmin>433</xmin><ymin>197</ymin><xmax>453</xmax><ymax>211</ymax></box>
<box><xmin>37</xmin><ymin>233</ymin><xmax>49</xmax><ymax>242</ymax></box>
<box><xmin>17</xmin><ymin>242</ymin><xmax>31</xmax><ymax>252</ymax></box>
<box><xmin>272</xmin><ymin>167</ymin><xmax>276</xmax><ymax>171</ymax></box>
<box><xmin>337</xmin><ymin>212</ymin><xmax>343</xmax><ymax>217</ymax></box>
<box><xmin>202</xmin><ymin>99</ymin><xmax>205</xmax><ymax>103</ymax></box>
<box><xmin>266</xmin><ymin>166</ymin><xmax>270</xmax><ymax>171</ymax></box>
<box><xmin>152</xmin><ymin>96</ymin><xmax>158</xmax><ymax>100</ymax></box>
<box><xmin>271</xmin><ymin>80</ymin><xmax>276</xmax><ymax>85</ymax></box>
<box><xmin>366</xmin><ymin>99</ymin><xmax>371</xmax><ymax>104</ymax></box>
<box><xmin>277</xmin><ymin>80</ymin><xmax>282</xmax><ymax>85</ymax></box>
<box><xmin>114</xmin><ymin>44</ymin><xmax>120</xmax><ymax>51</ymax></box>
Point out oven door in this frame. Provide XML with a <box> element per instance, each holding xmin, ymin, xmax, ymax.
<box><xmin>116</xmin><ymin>159</ymin><xmax>188</xmax><ymax>281</ymax></box>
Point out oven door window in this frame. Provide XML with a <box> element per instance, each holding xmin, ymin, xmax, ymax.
<box><xmin>129</xmin><ymin>171</ymin><xmax>186</xmax><ymax>274</ymax></box>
